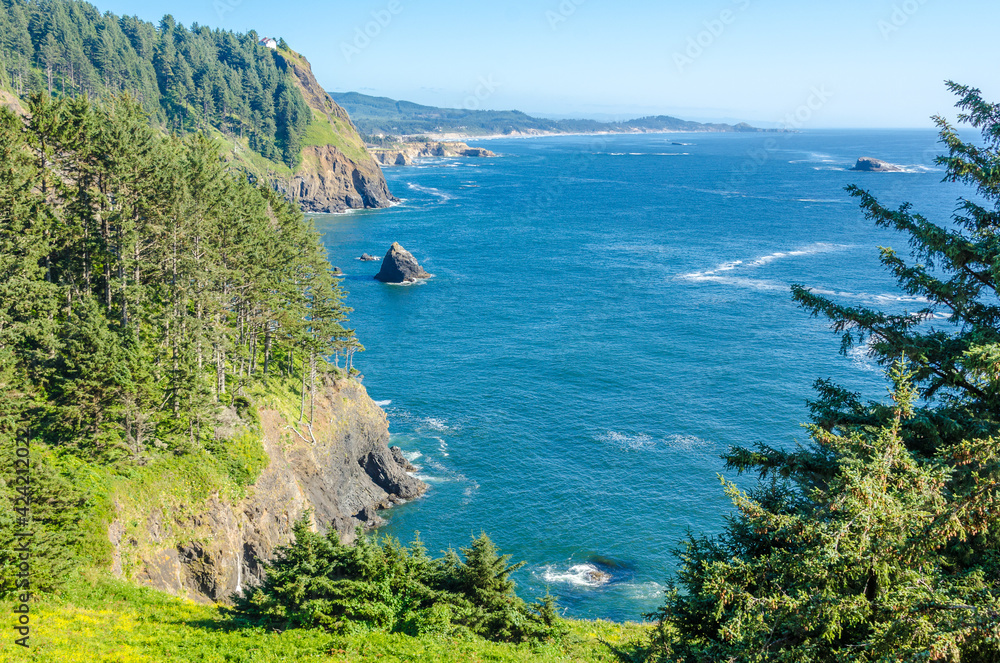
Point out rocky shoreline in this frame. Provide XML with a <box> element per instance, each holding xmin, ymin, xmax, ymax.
<box><xmin>369</xmin><ymin>140</ymin><xmax>496</xmax><ymax>166</ymax></box>
<box><xmin>113</xmin><ymin>379</ymin><xmax>425</xmax><ymax>604</ymax></box>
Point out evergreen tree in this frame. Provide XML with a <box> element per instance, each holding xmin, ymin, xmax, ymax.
<box><xmin>235</xmin><ymin>515</ymin><xmax>563</xmax><ymax>642</ymax></box>
<box><xmin>2</xmin><ymin>0</ymin><xmax>313</xmax><ymax>168</ymax></box>
<box><xmin>650</xmin><ymin>82</ymin><xmax>1000</xmax><ymax>662</ymax></box>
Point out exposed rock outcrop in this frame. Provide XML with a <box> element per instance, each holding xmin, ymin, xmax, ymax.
<box><xmin>114</xmin><ymin>379</ymin><xmax>426</xmax><ymax>604</ymax></box>
<box><xmin>275</xmin><ymin>144</ymin><xmax>396</xmax><ymax>212</ymax></box>
<box><xmin>850</xmin><ymin>157</ymin><xmax>905</xmax><ymax>172</ymax></box>
<box><xmin>370</xmin><ymin>141</ymin><xmax>497</xmax><ymax>167</ymax></box>
<box><xmin>358</xmin><ymin>253</ymin><xmax>380</xmax><ymax>262</ymax></box>
<box><xmin>0</xmin><ymin>89</ymin><xmax>25</xmax><ymax>115</ymax></box>
<box><xmin>273</xmin><ymin>51</ymin><xmax>396</xmax><ymax>212</ymax></box>
<box><xmin>374</xmin><ymin>242</ymin><xmax>433</xmax><ymax>283</ymax></box>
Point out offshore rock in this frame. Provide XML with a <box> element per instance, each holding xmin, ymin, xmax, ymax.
<box><xmin>374</xmin><ymin>242</ymin><xmax>433</xmax><ymax>283</ymax></box>
<box><xmin>114</xmin><ymin>378</ymin><xmax>426</xmax><ymax>604</ymax></box>
<box><xmin>358</xmin><ymin>253</ymin><xmax>380</xmax><ymax>262</ymax></box>
<box><xmin>850</xmin><ymin>157</ymin><xmax>904</xmax><ymax>172</ymax></box>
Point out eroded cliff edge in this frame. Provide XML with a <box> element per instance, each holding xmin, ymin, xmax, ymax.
<box><xmin>269</xmin><ymin>50</ymin><xmax>396</xmax><ymax>212</ymax></box>
<box><xmin>109</xmin><ymin>379</ymin><xmax>424</xmax><ymax>604</ymax></box>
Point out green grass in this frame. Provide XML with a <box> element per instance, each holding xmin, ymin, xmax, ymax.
<box><xmin>0</xmin><ymin>574</ymin><xmax>652</xmax><ymax>662</ymax></box>
<box><xmin>301</xmin><ymin>108</ymin><xmax>371</xmax><ymax>164</ymax></box>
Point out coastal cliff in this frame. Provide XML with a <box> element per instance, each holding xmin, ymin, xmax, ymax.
<box><xmin>279</xmin><ymin>51</ymin><xmax>396</xmax><ymax>211</ymax></box>
<box><xmin>286</xmin><ymin>143</ymin><xmax>395</xmax><ymax>211</ymax></box>
<box><xmin>109</xmin><ymin>379</ymin><xmax>425</xmax><ymax>604</ymax></box>
<box><xmin>370</xmin><ymin>141</ymin><xmax>497</xmax><ymax>166</ymax></box>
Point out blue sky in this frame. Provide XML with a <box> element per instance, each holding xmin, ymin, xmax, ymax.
<box><xmin>93</xmin><ymin>0</ymin><xmax>999</xmax><ymax>128</ymax></box>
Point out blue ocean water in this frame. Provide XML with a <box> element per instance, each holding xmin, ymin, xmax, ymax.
<box><xmin>313</xmin><ymin>130</ymin><xmax>957</xmax><ymax>622</ymax></box>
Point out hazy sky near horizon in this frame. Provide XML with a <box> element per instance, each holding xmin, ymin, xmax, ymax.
<box><xmin>93</xmin><ymin>0</ymin><xmax>999</xmax><ymax>128</ymax></box>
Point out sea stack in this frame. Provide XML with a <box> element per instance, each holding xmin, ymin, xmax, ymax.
<box><xmin>374</xmin><ymin>242</ymin><xmax>433</xmax><ymax>283</ymax></box>
<box><xmin>850</xmin><ymin>157</ymin><xmax>904</xmax><ymax>172</ymax></box>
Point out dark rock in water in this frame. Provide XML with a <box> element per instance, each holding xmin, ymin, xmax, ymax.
<box><xmin>358</xmin><ymin>253</ymin><xmax>380</xmax><ymax>261</ymax></box>
<box><xmin>374</xmin><ymin>242</ymin><xmax>433</xmax><ymax>283</ymax></box>
<box><xmin>355</xmin><ymin>504</ymin><xmax>386</xmax><ymax>528</ymax></box>
<box><xmin>586</xmin><ymin>568</ymin><xmax>613</xmax><ymax>584</ymax></box>
<box><xmin>332</xmin><ymin>266</ymin><xmax>342</xmax><ymax>275</ymax></box>
<box><xmin>390</xmin><ymin>445</ymin><xmax>417</xmax><ymax>472</ymax></box>
<box><xmin>851</xmin><ymin>157</ymin><xmax>904</xmax><ymax>172</ymax></box>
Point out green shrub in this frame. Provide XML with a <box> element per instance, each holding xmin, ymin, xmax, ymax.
<box><xmin>234</xmin><ymin>514</ymin><xmax>564</xmax><ymax>643</ymax></box>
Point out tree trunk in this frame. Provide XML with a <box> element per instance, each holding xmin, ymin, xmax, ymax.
<box><xmin>263</xmin><ymin>328</ymin><xmax>272</xmax><ymax>375</ymax></box>
<box><xmin>299</xmin><ymin>352</ymin><xmax>307</xmax><ymax>423</ymax></box>
<box><xmin>309</xmin><ymin>353</ymin><xmax>316</xmax><ymax>425</ymax></box>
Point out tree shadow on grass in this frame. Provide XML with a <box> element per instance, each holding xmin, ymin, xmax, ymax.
<box><xmin>600</xmin><ymin>636</ymin><xmax>654</xmax><ymax>663</ymax></box>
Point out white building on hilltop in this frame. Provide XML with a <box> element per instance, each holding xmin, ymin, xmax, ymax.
<box><xmin>260</xmin><ymin>37</ymin><xmax>278</xmax><ymax>50</ymax></box>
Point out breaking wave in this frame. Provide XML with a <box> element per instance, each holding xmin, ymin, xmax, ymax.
<box><xmin>541</xmin><ymin>563</ymin><xmax>614</xmax><ymax>588</ymax></box>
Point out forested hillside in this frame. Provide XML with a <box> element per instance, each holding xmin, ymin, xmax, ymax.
<box><xmin>0</xmin><ymin>0</ymin><xmax>311</xmax><ymax>167</ymax></box>
<box><xmin>0</xmin><ymin>89</ymin><xmax>357</xmax><ymax>501</ymax></box>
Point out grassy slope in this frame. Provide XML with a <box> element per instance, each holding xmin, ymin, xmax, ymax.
<box><xmin>280</xmin><ymin>49</ymin><xmax>372</xmax><ymax>166</ymax></box>
<box><xmin>0</xmin><ymin>575</ymin><xmax>650</xmax><ymax>662</ymax></box>
<box><xmin>301</xmin><ymin>107</ymin><xmax>371</xmax><ymax>164</ymax></box>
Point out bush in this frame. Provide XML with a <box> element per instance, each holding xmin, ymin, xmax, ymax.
<box><xmin>233</xmin><ymin>514</ymin><xmax>564</xmax><ymax>643</ymax></box>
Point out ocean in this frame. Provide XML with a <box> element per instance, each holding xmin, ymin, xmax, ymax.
<box><xmin>313</xmin><ymin>129</ymin><xmax>956</xmax><ymax>622</ymax></box>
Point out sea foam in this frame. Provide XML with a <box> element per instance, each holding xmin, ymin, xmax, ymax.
<box><xmin>541</xmin><ymin>563</ymin><xmax>613</xmax><ymax>588</ymax></box>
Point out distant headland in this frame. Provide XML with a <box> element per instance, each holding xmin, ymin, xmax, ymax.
<box><xmin>331</xmin><ymin>91</ymin><xmax>786</xmax><ymax>143</ymax></box>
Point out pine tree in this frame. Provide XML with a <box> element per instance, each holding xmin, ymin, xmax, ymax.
<box><xmin>651</xmin><ymin>82</ymin><xmax>1000</xmax><ymax>662</ymax></box>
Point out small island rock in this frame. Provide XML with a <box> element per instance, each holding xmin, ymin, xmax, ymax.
<box><xmin>358</xmin><ymin>253</ymin><xmax>380</xmax><ymax>261</ymax></box>
<box><xmin>851</xmin><ymin>157</ymin><xmax>904</xmax><ymax>172</ymax></box>
<box><xmin>586</xmin><ymin>569</ymin><xmax>613</xmax><ymax>584</ymax></box>
<box><xmin>374</xmin><ymin>242</ymin><xmax>433</xmax><ymax>283</ymax></box>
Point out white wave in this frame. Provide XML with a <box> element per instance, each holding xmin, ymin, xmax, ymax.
<box><xmin>541</xmin><ymin>563</ymin><xmax>613</xmax><ymax>588</ymax></box>
<box><xmin>848</xmin><ymin>339</ymin><xmax>880</xmax><ymax>374</ymax></box>
<box><xmin>681</xmin><ymin>274</ymin><xmax>787</xmax><ymax>292</ymax></box>
<box><xmin>621</xmin><ymin>581</ymin><xmax>666</xmax><ymax>600</ymax></box>
<box><xmin>805</xmin><ymin>287</ymin><xmax>931</xmax><ymax>306</ymax></box>
<box><xmin>599</xmin><ymin>431</ymin><xmax>657</xmax><ymax>451</ymax></box>
<box><xmin>681</xmin><ymin>243</ymin><xmax>852</xmax><ymax>290</ymax></box>
<box><xmin>609</xmin><ymin>151</ymin><xmax>687</xmax><ymax>157</ymax></box>
<box><xmin>746</xmin><ymin>246</ymin><xmax>834</xmax><ymax>268</ymax></box>
<box><xmin>384</xmin><ymin>278</ymin><xmax>430</xmax><ymax>287</ymax></box>
<box><xmin>462</xmin><ymin>481</ymin><xmax>480</xmax><ymax>505</ymax></box>
<box><xmin>412</xmin><ymin>473</ymin><xmax>446</xmax><ymax>484</ymax></box>
<box><xmin>422</xmin><ymin>418</ymin><xmax>450</xmax><ymax>432</ymax></box>
<box><xmin>426</xmin><ymin>458</ymin><xmax>449</xmax><ymax>473</ymax></box>
<box><xmin>402</xmin><ymin>451</ymin><xmax>423</xmax><ymax>463</ymax></box>
<box><xmin>789</xmin><ymin>151</ymin><xmax>839</xmax><ymax>164</ymax></box>
<box><xmin>435</xmin><ymin>436</ymin><xmax>450</xmax><ymax>457</ymax></box>
<box><xmin>664</xmin><ymin>434</ymin><xmax>710</xmax><ymax>450</ymax></box>
<box><xmin>406</xmin><ymin>182</ymin><xmax>454</xmax><ymax>202</ymax></box>
<box><xmin>373</xmin><ymin>400</ymin><xmax>392</xmax><ymax>407</ymax></box>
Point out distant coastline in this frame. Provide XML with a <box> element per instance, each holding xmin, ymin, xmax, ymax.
<box><xmin>419</xmin><ymin>128</ymin><xmax>773</xmax><ymax>142</ymax></box>
<box><xmin>332</xmin><ymin>91</ymin><xmax>786</xmax><ymax>144</ymax></box>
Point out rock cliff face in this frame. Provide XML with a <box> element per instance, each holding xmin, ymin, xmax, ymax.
<box><xmin>284</xmin><ymin>144</ymin><xmax>395</xmax><ymax>212</ymax></box>
<box><xmin>111</xmin><ymin>379</ymin><xmax>425</xmax><ymax>604</ymax></box>
<box><xmin>370</xmin><ymin>141</ymin><xmax>497</xmax><ymax>167</ymax></box>
<box><xmin>275</xmin><ymin>52</ymin><xmax>396</xmax><ymax>212</ymax></box>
